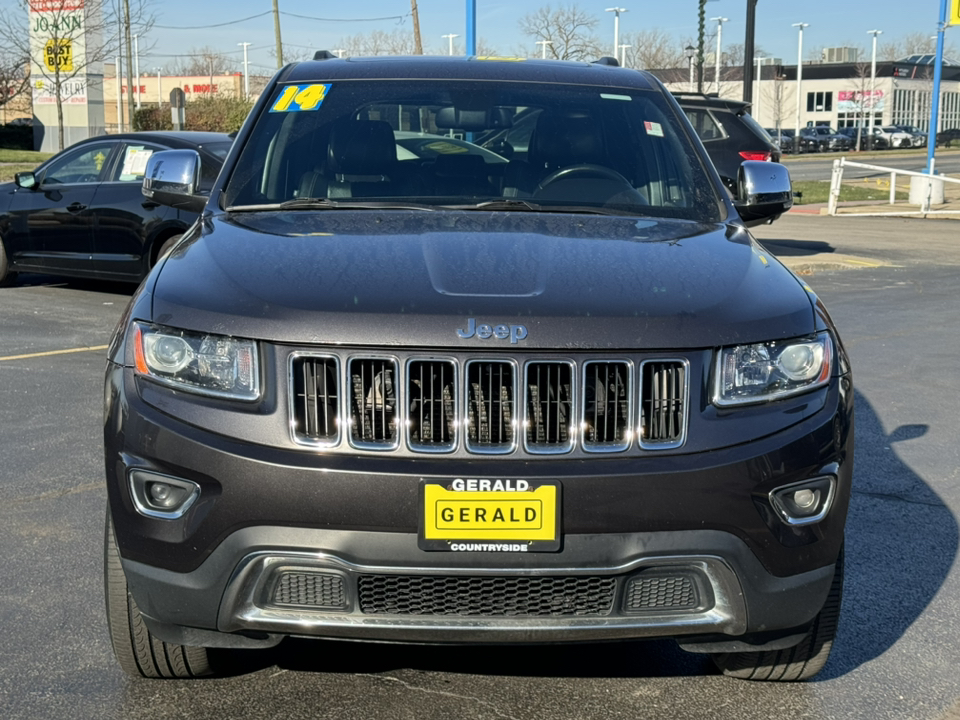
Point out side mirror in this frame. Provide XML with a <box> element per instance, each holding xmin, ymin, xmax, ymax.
<box><xmin>142</xmin><ymin>149</ymin><xmax>207</xmax><ymax>214</ymax></box>
<box><xmin>734</xmin><ymin>161</ymin><xmax>793</xmax><ymax>227</ymax></box>
<box><xmin>14</xmin><ymin>171</ymin><xmax>36</xmax><ymax>190</ymax></box>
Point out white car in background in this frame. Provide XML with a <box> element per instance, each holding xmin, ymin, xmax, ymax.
<box><xmin>876</xmin><ymin>126</ymin><xmax>916</xmax><ymax>149</ymax></box>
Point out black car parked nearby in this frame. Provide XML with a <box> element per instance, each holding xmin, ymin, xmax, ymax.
<box><xmin>800</xmin><ymin>126</ymin><xmax>853</xmax><ymax>152</ymax></box>
<box><xmin>103</xmin><ymin>55</ymin><xmax>852</xmax><ymax>684</ymax></box>
<box><xmin>0</xmin><ymin>131</ymin><xmax>232</xmax><ymax>285</ymax></box>
<box><xmin>936</xmin><ymin>127</ymin><xmax>960</xmax><ymax>147</ymax></box>
<box><xmin>672</xmin><ymin>93</ymin><xmax>781</xmax><ymax>191</ymax></box>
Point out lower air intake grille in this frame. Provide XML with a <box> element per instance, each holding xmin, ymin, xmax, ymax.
<box><xmin>273</xmin><ymin>572</ymin><xmax>346</xmax><ymax>609</ymax></box>
<box><xmin>358</xmin><ymin>575</ymin><xmax>617</xmax><ymax>616</ymax></box>
<box><xmin>582</xmin><ymin>361</ymin><xmax>631</xmax><ymax>450</ymax></box>
<box><xmin>292</xmin><ymin>356</ymin><xmax>340</xmax><ymax>443</ymax></box>
<box><xmin>624</xmin><ymin>574</ymin><xmax>698</xmax><ymax>612</ymax></box>
<box><xmin>466</xmin><ymin>361</ymin><xmax>515</xmax><ymax>451</ymax></box>
<box><xmin>641</xmin><ymin>361</ymin><xmax>687</xmax><ymax>447</ymax></box>
<box><xmin>525</xmin><ymin>362</ymin><xmax>574</xmax><ymax>451</ymax></box>
<box><xmin>407</xmin><ymin>360</ymin><xmax>457</xmax><ymax>450</ymax></box>
<box><xmin>349</xmin><ymin>358</ymin><xmax>399</xmax><ymax>447</ymax></box>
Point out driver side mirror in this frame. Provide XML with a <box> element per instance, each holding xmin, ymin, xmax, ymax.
<box><xmin>142</xmin><ymin>149</ymin><xmax>207</xmax><ymax>214</ymax></box>
<box><xmin>14</xmin><ymin>171</ymin><xmax>36</xmax><ymax>190</ymax></box>
<box><xmin>734</xmin><ymin>161</ymin><xmax>793</xmax><ymax>227</ymax></box>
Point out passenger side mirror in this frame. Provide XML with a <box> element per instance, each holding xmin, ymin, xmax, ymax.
<box><xmin>734</xmin><ymin>161</ymin><xmax>793</xmax><ymax>227</ymax></box>
<box><xmin>14</xmin><ymin>171</ymin><xmax>36</xmax><ymax>190</ymax></box>
<box><xmin>142</xmin><ymin>149</ymin><xmax>207</xmax><ymax>214</ymax></box>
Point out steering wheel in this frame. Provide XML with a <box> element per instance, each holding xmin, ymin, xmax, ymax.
<box><xmin>535</xmin><ymin>163</ymin><xmax>632</xmax><ymax>192</ymax></box>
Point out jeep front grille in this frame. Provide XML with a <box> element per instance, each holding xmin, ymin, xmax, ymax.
<box><xmin>291</xmin><ymin>354</ymin><xmax>688</xmax><ymax>454</ymax></box>
<box><xmin>466</xmin><ymin>361</ymin><xmax>516</xmax><ymax>452</ymax></box>
<box><xmin>349</xmin><ymin>358</ymin><xmax>399</xmax><ymax>448</ymax></box>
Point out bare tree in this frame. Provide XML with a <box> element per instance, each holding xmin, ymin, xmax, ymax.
<box><xmin>168</xmin><ymin>46</ymin><xmax>236</xmax><ymax>76</ymax></box>
<box><xmin>0</xmin><ymin>49</ymin><xmax>31</xmax><ymax>120</ymax></box>
<box><xmin>0</xmin><ymin>0</ymin><xmax>153</xmax><ymax>149</ymax></box>
<box><xmin>620</xmin><ymin>29</ymin><xmax>686</xmax><ymax>70</ymax></box>
<box><xmin>725</xmin><ymin>42</ymin><xmax>765</xmax><ymax>69</ymax></box>
<box><xmin>337</xmin><ymin>28</ymin><xmax>419</xmax><ymax>57</ymax></box>
<box><xmin>518</xmin><ymin>4</ymin><xmax>602</xmax><ymax>61</ymax></box>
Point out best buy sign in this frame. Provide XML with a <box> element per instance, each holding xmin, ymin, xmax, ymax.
<box><xmin>952</xmin><ymin>0</ymin><xmax>960</xmax><ymax>27</ymax></box>
<box><xmin>43</xmin><ymin>38</ymin><xmax>73</xmax><ymax>72</ymax></box>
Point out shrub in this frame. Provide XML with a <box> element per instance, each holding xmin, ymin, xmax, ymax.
<box><xmin>133</xmin><ymin>106</ymin><xmax>173</xmax><ymax>132</ymax></box>
<box><xmin>185</xmin><ymin>95</ymin><xmax>254</xmax><ymax>134</ymax></box>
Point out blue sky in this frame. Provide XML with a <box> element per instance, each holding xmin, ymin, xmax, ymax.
<box><xmin>137</xmin><ymin>0</ymin><xmax>957</xmax><ymax>75</ymax></box>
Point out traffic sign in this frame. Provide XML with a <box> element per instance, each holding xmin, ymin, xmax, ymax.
<box><xmin>951</xmin><ymin>0</ymin><xmax>960</xmax><ymax>26</ymax></box>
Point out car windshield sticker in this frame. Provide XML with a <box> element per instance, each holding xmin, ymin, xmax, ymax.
<box><xmin>423</xmin><ymin>141</ymin><xmax>469</xmax><ymax>155</ymax></box>
<box><xmin>644</xmin><ymin>121</ymin><xmax>664</xmax><ymax>138</ymax></box>
<box><xmin>94</xmin><ymin>150</ymin><xmax>107</xmax><ymax>171</ymax></box>
<box><xmin>119</xmin><ymin>146</ymin><xmax>153</xmax><ymax>181</ymax></box>
<box><xmin>270</xmin><ymin>83</ymin><xmax>332</xmax><ymax>113</ymax></box>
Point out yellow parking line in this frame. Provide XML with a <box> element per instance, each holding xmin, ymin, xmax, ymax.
<box><xmin>0</xmin><ymin>345</ymin><xmax>109</xmax><ymax>362</ymax></box>
<box><xmin>843</xmin><ymin>259</ymin><xmax>883</xmax><ymax>267</ymax></box>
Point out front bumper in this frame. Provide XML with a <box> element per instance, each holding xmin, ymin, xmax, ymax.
<box><xmin>105</xmin><ymin>361</ymin><xmax>853</xmax><ymax>648</ymax></box>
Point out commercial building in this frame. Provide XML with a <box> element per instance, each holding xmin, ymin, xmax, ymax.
<box><xmin>652</xmin><ymin>55</ymin><xmax>960</xmax><ymax>134</ymax></box>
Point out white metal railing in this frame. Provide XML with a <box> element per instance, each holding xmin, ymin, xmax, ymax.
<box><xmin>827</xmin><ymin>157</ymin><xmax>960</xmax><ymax>216</ymax></box>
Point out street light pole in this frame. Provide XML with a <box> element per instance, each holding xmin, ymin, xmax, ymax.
<box><xmin>867</xmin><ymin>30</ymin><xmax>882</xmax><ymax>150</ymax></box>
<box><xmin>238</xmin><ymin>42</ymin><xmax>251</xmax><ymax>100</ymax></box>
<box><xmin>133</xmin><ymin>34</ymin><xmax>141</xmax><ymax>111</ymax></box>
<box><xmin>793</xmin><ymin>22</ymin><xmax>809</xmax><ymax>154</ymax></box>
<box><xmin>536</xmin><ymin>40</ymin><xmax>552</xmax><ymax>59</ymax></box>
<box><xmin>155</xmin><ymin>67</ymin><xmax>161</xmax><ymax>109</ymax></box>
<box><xmin>442</xmin><ymin>34</ymin><xmax>459</xmax><ymax>56</ymax></box>
<box><xmin>605</xmin><ymin>7</ymin><xmax>627</xmax><ymax>59</ymax></box>
<box><xmin>686</xmin><ymin>45</ymin><xmax>696</xmax><ymax>93</ymax></box>
<box><xmin>710</xmin><ymin>17</ymin><xmax>728</xmax><ymax>94</ymax></box>
<box><xmin>619</xmin><ymin>44</ymin><xmax>631</xmax><ymax>67</ymax></box>
<box><xmin>755</xmin><ymin>54</ymin><xmax>764</xmax><ymax>124</ymax></box>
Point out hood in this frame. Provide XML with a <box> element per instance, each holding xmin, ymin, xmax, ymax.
<box><xmin>150</xmin><ymin>211</ymin><xmax>814</xmax><ymax>350</ymax></box>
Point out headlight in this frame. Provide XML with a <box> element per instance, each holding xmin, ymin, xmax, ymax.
<box><xmin>133</xmin><ymin>322</ymin><xmax>260</xmax><ymax>400</ymax></box>
<box><xmin>714</xmin><ymin>333</ymin><xmax>832</xmax><ymax>406</ymax></box>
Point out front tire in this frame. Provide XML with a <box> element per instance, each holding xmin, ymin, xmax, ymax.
<box><xmin>103</xmin><ymin>508</ymin><xmax>213</xmax><ymax>678</ymax></box>
<box><xmin>711</xmin><ymin>546</ymin><xmax>843</xmax><ymax>682</ymax></box>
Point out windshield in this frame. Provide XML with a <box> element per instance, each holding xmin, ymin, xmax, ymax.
<box><xmin>223</xmin><ymin>79</ymin><xmax>722</xmax><ymax>221</ymax></box>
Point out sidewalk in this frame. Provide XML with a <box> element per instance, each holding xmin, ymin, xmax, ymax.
<box><xmin>789</xmin><ymin>173</ymin><xmax>960</xmax><ymax>217</ymax></box>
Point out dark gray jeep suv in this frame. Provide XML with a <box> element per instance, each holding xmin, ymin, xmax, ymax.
<box><xmin>103</xmin><ymin>54</ymin><xmax>852</xmax><ymax>682</ymax></box>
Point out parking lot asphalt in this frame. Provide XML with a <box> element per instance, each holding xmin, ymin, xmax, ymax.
<box><xmin>2</xmin><ymin>215</ymin><xmax>960</xmax><ymax>719</ymax></box>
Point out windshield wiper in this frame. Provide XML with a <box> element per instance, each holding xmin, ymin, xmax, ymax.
<box><xmin>446</xmin><ymin>199</ymin><xmax>642</xmax><ymax>216</ymax></box>
<box><xmin>225</xmin><ymin>198</ymin><xmax>438</xmax><ymax>212</ymax></box>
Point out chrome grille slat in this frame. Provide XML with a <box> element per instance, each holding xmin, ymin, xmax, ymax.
<box><xmin>291</xmin><ymin>354</ymin><xmax>688</xmax><ymax>454</ymax></box>
<box><xmin>525</xmin><ymin>361</ymin><xmax>574</xmax><ymax>453</ymax></box>
<box><xmin>582</xmin><ymin>361</ymin><xmax>631</xmax><ymax>451</ymax></box>
<box><xmin>408</xmin><ymin>359</ymin><xmax>457</xmax><ymax>451</ymax></box>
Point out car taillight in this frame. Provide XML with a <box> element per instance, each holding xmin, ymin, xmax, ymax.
<box><xmin>739</xmin><ymin>151</ymin><xmax>772</xmax><ymax>162</ymax></box>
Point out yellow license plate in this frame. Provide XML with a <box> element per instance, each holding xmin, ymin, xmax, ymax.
<box><xmin>419</xmin><ymin>480</ymin><xmax>560</xmax><ymax>552</ymax></box>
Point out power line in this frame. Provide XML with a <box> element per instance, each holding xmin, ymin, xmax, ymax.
<box><xmin>152</xmin><ymin>10</ymin><xmax>409</xmax><ymax>31</ymax></box>
<box><xmin>154</xmin><ymin>11</ymin><xmax>272</xmax><ymax>30</ymax></box>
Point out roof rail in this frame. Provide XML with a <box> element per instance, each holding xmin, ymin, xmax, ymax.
<box><xmin>592</xmin><ymin>56</ymin><xmax>620</xmax><ymax>67</ymax></box>
<box><xmin>313</xmin><ymin>50</ymin><xmax>339</xmax><ymax>61</ymax></box>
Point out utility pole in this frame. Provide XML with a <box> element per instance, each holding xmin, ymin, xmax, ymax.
<box><xmin>123</xmin><ymin>0</ymin><xmax>135</xmax><ymax>129</ymax></box>
<box><xmin>442</xmin><ymin>34</ymin><xmax>458</xmax><ymax>56</ymax></box>
<box><xmin>115</xmin><ymin>55</ymin><xmax>123</xmax><ymax>132</ymax></box>
<box><xmin>793</xmin><ymin>22</ymin><xmax>809</xmax><ymax>154</ymax></box>
<box><xmin>273</xmin><ymin>0</ymin><xmax>283</xmax><ymax>68</ymax></box>
<box><xmin>536</xmin><ymin>40</ymin><xmax>552</xmax><ymax>59</ymax></box>
<box><xmin>133</xmin><ymin>34</ymin><xmax>141</xmax><ymax>110</ymax></box>
<box><xmin>742</xmin><ymin>0</ymin><xmax>757</xmax><ymax>103</ymax></box>
<box><xmin>605</xmin><ymin>8</ymin><xmax>627</xmax><ymax>59</ymax></box>
<box><xmin>696</xmin><ymin>0</ymin><xmax>706</xmax><ymax>92</ymax></box>
<box><xmin>411</xmin><ymin>0</ymin><xmax>423</xmax><ymax>55</ymax></box>
<box><xmin>155</xmin><ymin>67</ymin><xmax>162</xmax><ymax>109</ymax></box>
<box><xmin>711</xmin><ymin>17</ymin><xmax>729</xmax><ymax>94</ymax></box>
<box><xmin>238</xmin><ymin>42</ymin><xmax>251</xmax><ymax>99</ymax></box>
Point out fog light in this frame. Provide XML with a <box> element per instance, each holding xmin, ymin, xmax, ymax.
<box><xmin>129</xmin><ymin>470</ymin><xmax>200</xmax><ymax>519</ymax></box>
<box><xmin>770</xmin><ymin>477</ymin><xmax>835</xmax><ymax>526</ymax></box>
